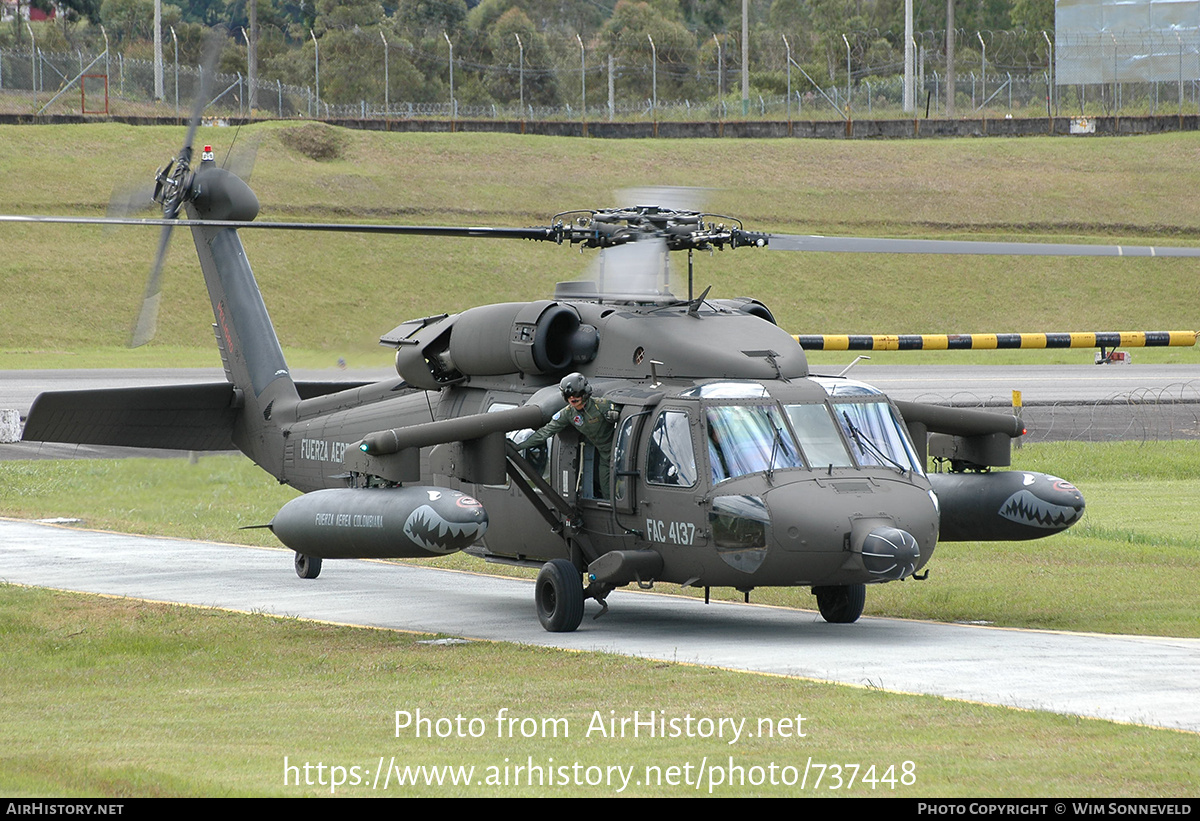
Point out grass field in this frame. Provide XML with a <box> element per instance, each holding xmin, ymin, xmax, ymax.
<box><xmin>3</xmin><ymin>584</ymin><xmax>1196</xmax><ymax>798</ymax></box>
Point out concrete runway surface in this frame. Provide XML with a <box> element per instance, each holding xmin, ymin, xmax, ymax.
<box><xmin>2</xmin><ymin>518</ymin><xmax>1197</xmax><ymax>734</ymax></box>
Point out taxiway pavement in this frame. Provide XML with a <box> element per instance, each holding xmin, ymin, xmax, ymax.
<box><xmin>2</xmin><ymin>518</ymin><xmax>1197</xmax><ymax>734</ymax></box>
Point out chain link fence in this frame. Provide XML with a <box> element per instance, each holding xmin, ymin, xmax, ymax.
<box><xmin>3</xmin><ymin>26</ymin><xmax>1198</xmax><ymax>122</ymax></box>
<box><xmin>908</xmin><ymin>382</ymin><xmax>1200</xmax><ymax>443</ymax></box>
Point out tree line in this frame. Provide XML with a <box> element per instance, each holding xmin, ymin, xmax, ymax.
<box><xmin>3</xmin><ymin>0</ymin><xmax>1056</xmax><ymax>109</ymax></box>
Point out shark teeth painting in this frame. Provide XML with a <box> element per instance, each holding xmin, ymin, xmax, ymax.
<box><xmin>403</xmin><ymin>499</ymin><xmax>489</xmax><ymax>552</ymax></box>
<box><xmin>999</xmin><ymin>476</ymin><xmax>1085</xmax><ymax>529</ymax></box>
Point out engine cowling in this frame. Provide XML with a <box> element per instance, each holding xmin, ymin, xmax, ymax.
<box><xmin>389</xmin><ymin>301</ymin><xmax>598</xmax><ymax>389</ymax></box>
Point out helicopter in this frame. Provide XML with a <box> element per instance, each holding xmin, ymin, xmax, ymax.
<box><xmin>8</xmin><ymin>125</ymin><xmax>1130</xmax><ymax>634</ymax></box>
<box><xmin>35</xmin><ymin>61</ymin><xmax>1200</xmax><ymax>632</ymax></box>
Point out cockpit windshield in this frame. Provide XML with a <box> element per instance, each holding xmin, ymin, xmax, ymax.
<box><xmin>693</xmin><ymin>381</ymin><xmax>923</xmax><ymax>484</ymax></box>
<box><xmin>706</xmin><ymin>404</ymin><xmax>803</xmax><ymax>483</ymax></box>
<box><xmin>784</xmin><ymin>403</ymin><xmax>854</xmax><ymax>468</ymax></box>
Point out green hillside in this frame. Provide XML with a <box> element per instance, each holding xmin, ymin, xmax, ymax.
<box><xmin>1</xmin><ymin>122</ymin><xmax>1197</xmax><ymax>368</ymax></box>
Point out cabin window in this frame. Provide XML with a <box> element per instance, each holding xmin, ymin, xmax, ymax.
<box><xmin>709</xmin><ymin>495</ymin><xmax>769</xmax><ymax>549</ymax></box>
<box><xmin>645</xmin><ymin>410</ymin><xmax>697</xmax><ymax>487</ymax></box>
<box><xmin>612</xmin><ymin>415</ymin><xmax>637</xmax><ymax>507</ymax></box>
<box><xmin>706</xmin><ymin>404</ymin><xmax>803</xmax><ymax>483</ymax></box>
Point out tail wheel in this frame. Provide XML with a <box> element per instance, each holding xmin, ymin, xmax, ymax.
<box><xmin>813</xmin><ymin>584</ymin><xmax>865</xmax><ymax>623</ymax></box>
<box><xmin>294</xmin><ymin>553</ymin><xmax>322</xmax><ymax>580</ymax></box>
<box><xmin>535</xmin><ymin>558</ymin><xmax>584</xmax><ymax>632</ymax></box>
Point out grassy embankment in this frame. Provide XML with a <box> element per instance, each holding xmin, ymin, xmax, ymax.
<box><xmin>0</xmin><ymin>123</ymin><xmax>1198</xmax><ymax>369</ymax></box>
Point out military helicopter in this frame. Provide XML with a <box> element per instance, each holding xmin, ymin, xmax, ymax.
<box><xmin>22</xmin><ymin>112</ymin><xmax>1200</xmax><ymax>633</ymax></box>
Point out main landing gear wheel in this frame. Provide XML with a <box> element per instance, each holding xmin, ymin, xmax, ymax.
<box><xmin>294</xmin><ymin>553</ymin><xmax>322</xmax><ymax>579</ymax></box>
<box><xmin>813</xmin><ymin>584</ymin><xmax>865</xmax><ymax>623</ymax></box>
<box><xmin>536</xmin><ymin>559</ymin><xmax>584</xmax><ymax>632</ymax></box>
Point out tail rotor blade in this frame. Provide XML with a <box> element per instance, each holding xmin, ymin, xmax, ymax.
<box><xmin>130</xmin><ymin>26</ymin><xmax>227</xmax><ymax>348</ymax></box>
<box><xmin>131</xmin><ymin>224</ymin><xmax>174</xmax><ymax>347</ymax></box>
<box><xmin>181</xmin><ymin>28</ymin><xmax>224</xmax><ymax>162</ymax></box>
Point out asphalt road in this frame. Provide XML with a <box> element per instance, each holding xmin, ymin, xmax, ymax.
<box><xmin>2</xmin><ymin>518</ymin><xmax>1197</xmax><ymax>734</ymax></box>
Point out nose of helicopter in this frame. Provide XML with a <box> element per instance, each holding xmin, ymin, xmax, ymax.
<box><xmin>761</xmin><ymin>477</ymin><xmax>938</xmax><ymax>583</ymax></box>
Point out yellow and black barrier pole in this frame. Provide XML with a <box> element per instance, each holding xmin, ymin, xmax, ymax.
<box><xmin>794</xmin><ymin>331</ymin><xmax>1198</xmax><ymax>352</ymax></box>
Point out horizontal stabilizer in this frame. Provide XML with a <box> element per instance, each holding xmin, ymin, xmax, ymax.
<box><xmin>23</xmin><ymin>383</ymin><xmax>240</xmax><ymax>451</ymax></box>
<box><xmin>295</xmin><ymin>381</ymin><xmax>373</xmax><ymax>400</ymax></box>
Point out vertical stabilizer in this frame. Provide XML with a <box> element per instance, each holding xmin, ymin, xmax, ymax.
<box><xmin>185</xmin><ymin>164</ymin><xmax>299</xmax><ymax>478</ymax></box>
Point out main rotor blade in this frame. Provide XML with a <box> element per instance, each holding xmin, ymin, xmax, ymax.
<box><xmin>12</xmin><ymin>212</ymin><xmax>1200</xmax><ymax>257</ymax></box>
<box><xmin>0</xmin><ymin>214</ymin><xmax>557</xmax><ymax>240</ymax></box>
<box><xmin>769</xmin><ymin>234</ymin><xmax>1200</xmax><ymax>258</ymax></box>
<box><xmin>106</xmin><ymin>183</ymin><xmax>157</xmax><ymax>220</ymax></box>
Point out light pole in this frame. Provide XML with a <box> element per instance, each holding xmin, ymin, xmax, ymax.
<box><xmin>240</xmin><ymin>26</ymin><xmax>250</xmax><ymax>113</ymax></box>
<box><xmin>741</xmin><ymin>0</ymin><xmax>748</xmax><ymax>115</ymax></box>
<box><xmin>576</xmin><ymin>32</ymin><xmax>585</xmax><ymax>122</ymax></box>
<box><xmin>153</xmin><ymin>0</ymin><xmax>163</xmax><ymax>101</ymax></box>
<box><xmin>648</xmin><ymin>33</ymin><xmax>657</xmax><ymax>116</ymax></box>
<box><xmin>842</xmin><ymin>33</ymin><xmax>851</xmax><ymax>110</ymax></box>
<box><xmin>311</xmin><ymin>30</ymin><xmax>319</xmax><ymax>116</ymax></box>
<box><xmin>101</xmin><ymin>25</ymin><xmax>110</xmax><ymax>107</ymax></box>
<box><xmin>1109</xmin><ymin>32</ymin><xmax>1118</xmax><ymax>113</ymax></box>
<box><xmin>978</xmin><ymin>31</ymin><xmax>986</xmax><ymax>110</ymax></box>
<box><xmin>247</xmin><ymin>0</ymin><xmax>257</xmax><ymax>111</ymax></box>
<box><xmin>714</xmin><ymin>34</ymin><xmax>722</xmax><ymax>104</ymax></box>
<box><xmin>381</xmin><ymin>30</ymin><xmax>388</xmax><ymax>118</ymax></box>
<box><xmin>444</xmin><ymin>31</ymin><xmax>455</xmax><ymax>118</ymax></box>
<box><xmin>903</xmin><ymin>0</ymin><xmax>914</xmax><ymax>111</ymax></box>
<box><xmin>782</xmin><ymin>34</ymin><xmax>791</xmax><ymax>120</ymax></box>
<box><xmin>1042</xmin><ymin>30</ymin><xmax>1053</xmax><ymax>116</ymax></box>
<box><xmin>515</xmin><ymin>33</ymin><xmax>524</xmax><ymax>115</ymax></box>
<box><xmin>1176</xmin><ymin>30</ymin><xmax>1183</xmax><ymax>115</ymax></box>
<box><xmin>945</xmin><ymin>0</ymin><xmax>955</xmax><ymax>117</ymax></box>
<box><xmin>26</xmin><ymin>22</ymin><xmax>35</xmax><ymax>103</ymax></box>
<box><xmin>170</xmin><ymin>25</ymin><xmax>178</xmax><ymax>116</ymax></box>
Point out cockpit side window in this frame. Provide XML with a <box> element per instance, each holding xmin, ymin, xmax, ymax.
<box><xmin>833</xmin><ymin>401</ymin><xmax>923</xmax><ymax>474</ymax></box>
<box><xmin>645</xmin><ymin>410</ymin><xmax>697</xmax><ymax>487</ymax></box>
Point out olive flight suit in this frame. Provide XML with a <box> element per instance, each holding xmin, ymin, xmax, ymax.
<box><xmin>519</xmin><ymin>397</ymin><xmax>616</xmax><ymax>497</ymax></box>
